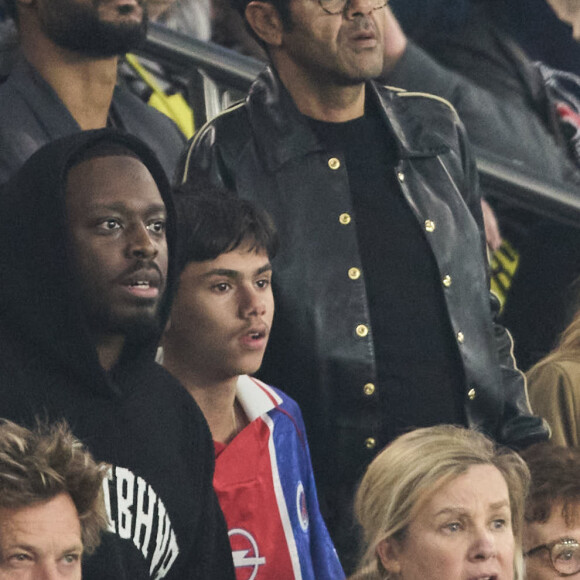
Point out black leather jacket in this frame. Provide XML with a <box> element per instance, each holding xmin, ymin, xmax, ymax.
<box><xmin>179</xmin><ymin>68</ymin><xmax>547</xmax><ymax>484</ymax></box>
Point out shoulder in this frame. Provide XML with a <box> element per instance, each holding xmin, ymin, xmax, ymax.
<box><xmin>239</xmin><ymin>376</ymin><xmax>304</xmax><ymax>423</ymax></box>
<box><xmin>375</xmin><ymin>82</ymin><xmax>460</xmax><ymax>124</ymax></box>
<box><xmin>528</xmin><ymin>360</ymin><xmax>580</xmax><ymax>392</ymax></box>
<box><xmin>112</xmin><ymin>85</ymin><xmax>185</xmax><ymax>143</ymax></box>
<box><xmin>372</xmin><ymin>81</ymin><xmax>469</xmax><ymax>160</ymax></box>
<box><xmin>138</xmin><ymin>361</ymin><xmax>212</xmax><ymax>434</ymax></box>
<box><xmin>179</xmin><ymin>100</ymin><xmax>250</xmax><ymax>184</ymax></box>
<box><xmin>187</xmin><ymin>101</ymin><xmax>249</xmax><ymax>155</ymax></box>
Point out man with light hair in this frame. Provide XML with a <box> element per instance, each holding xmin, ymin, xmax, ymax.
<box><xmin>0</xmin><ymin>420</ymin><xmax>109</xmax><ymax>578</ymax></box>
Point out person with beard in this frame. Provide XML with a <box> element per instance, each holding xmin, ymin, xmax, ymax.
<box><xmin>0</xmin><ymin>0</ymin><xmax>184</xmax><ymax>183</ymax></box>
<box><xmin>0</xmin><ymin>129</ymin><xmax>235</xmax><ymax>580</ymax></box>
<box><xmin>179</xmin><ymin>0</ymin><xmax>548</xmax><ymax>569</ymax></box>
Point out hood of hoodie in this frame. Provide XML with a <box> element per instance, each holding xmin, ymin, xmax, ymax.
<box><xmin>0</xmin><ymin>129</ymin><xmax>178</xmax><ymax>399</ymax></box>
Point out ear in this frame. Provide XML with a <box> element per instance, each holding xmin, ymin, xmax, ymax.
<box><xmin>245</xmin><ymin>1</ymin><xmax>284</xmax><ymax>47</ymax></box>
<box><xmin>376</xmin><ymin>537</ymin><xmax>402</xmax><ymax>576</ymax></box>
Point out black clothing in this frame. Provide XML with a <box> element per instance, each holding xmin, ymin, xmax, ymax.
<box><xmin>0</xmin><ymin>130</ymin><xmax>235</xmax><ymax>580</ymax></box>
<box><xmin>0</xmin><ymin>58</ymin><xmax>185</xmax><ymax>183</ymax></box>
<box><xmin>396</xmin><ymin>4</ymin><xmax>580</xmax><ymax>370</ymax></box>
<box><xmin>307</xmin><ymin>107</ymin><xmax>466</xmax><ymax>441</ymax></box>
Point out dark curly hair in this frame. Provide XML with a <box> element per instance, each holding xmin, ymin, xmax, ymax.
<box><xmin>520</xmin><ymin>443</ymin><xmax>580</xmax><ymax>526</ymax></box>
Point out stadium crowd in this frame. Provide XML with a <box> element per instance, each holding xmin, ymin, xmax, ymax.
<box><xmin>0</xmin><ymin>0</ymin><xmax>578</xmax><ymax>578</ymax></box>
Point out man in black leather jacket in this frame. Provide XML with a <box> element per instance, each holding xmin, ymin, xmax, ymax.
<box><xmin>178</xmin><ymin>0</ymin><xmax>548</xmax><ymax>568</ymax></box>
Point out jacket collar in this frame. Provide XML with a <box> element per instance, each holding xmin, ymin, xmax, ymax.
<box><xmin>246</xmin><ymin>66</ymin><xmax>451</xmax><ymax>172</ymax></box>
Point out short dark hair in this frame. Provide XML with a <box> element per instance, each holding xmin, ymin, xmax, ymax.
<box><xmin>172</xmin><ymin>178</ymin><xmax>279</xmax><ymax>271</ymax></box>
<box><xmin>0</xmin><ymin>420</ymin><xmax>109</xmax><ymax>554</ymax></box>
<box><xmin>520</xmin><ymin>443</ymin><xmax>580</xmax><ymax>526</ymax></box>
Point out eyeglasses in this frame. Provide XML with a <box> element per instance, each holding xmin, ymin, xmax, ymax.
<box><xmin>318</xmin><ymin>0</ymin><xmax>387</xmax><ymax>16</ymax></box>
<box><xmin>525</xmin><ymin>538</ymin><xmax>580</xmax><ymax>576</ymax></box>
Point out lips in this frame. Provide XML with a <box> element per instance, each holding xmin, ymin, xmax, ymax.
<box><xmin>238</xmin><ymin>323</ymin><xmax>269</xmax><ymax>349</ymax></box>
<box><xmin>351</xmin><ymin>29</ymin><xmax>376</xmax><ymax>41</ymax></box>
<box><xmin>118</xmin><ymin>267</ymin><xmax>163</xmax><ymax>299</ymax></box>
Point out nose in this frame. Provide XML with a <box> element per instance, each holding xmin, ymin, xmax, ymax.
<box><xmin>468</xmin><ymin>528</ymin><xmax>497</xmax><ymax>562</ymax></box>
<box><xmin>37</xmin><ymin>561</ymin><xmax>63</xmax><ymax>580</ymax></box>
<box><xmin>344</xmin><ymin>0</ymin><xmax>375</xmax><ymax>19</ymax></box>
<box><xmin>126</xmin><ymin>223</ymin><xmax>158</xmax><ymax>260</ymax></box>
<box><xmin>239</xmin><ymin>286</ymin><xmax>267</xmax><ymax>318</ymax></box>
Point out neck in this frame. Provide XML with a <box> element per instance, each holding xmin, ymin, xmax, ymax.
<box><xmin>20</xmin><ymin>25</ymin><xmax>118</xmax><ymax>130</ymax></box>
<box><xmin>274</xmin><ymin>56</ymin><xmax>366</xmax><ymax>122</ymax></box>
<box><xmin>163</xmin><ymin>353</ymin><xmax>244</xmax><ymax>444</ymax></box>
<box><xmin>95</xmin><ymin>335</ymin><xmax>125</xmax><ymax>371</ymax></box>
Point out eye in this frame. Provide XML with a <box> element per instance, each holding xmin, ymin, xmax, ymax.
<box><xmin>256</xmin><ymin>278</ymin><xmax>271</xmax><ymax>289</ymax></box>
<box><xmin>444</xmin><ymin>522</ymin><xmax>462</xmax><ymax>533</ymax></box>
<box><xmin>212</xmin><ymin>282</ymin><xmax>232</xmax><ymax>293</ymax></box>
<box><xmin>62</xmin><ymin>553</ymin><xmax>81</xmax><ymax>565</ymax></box>
<box><xmin>7</xmin><ymin>553</ymin><xmax>33</xmax><ymax>567</ymax></box>
<box><xmin>491</xmin><ymin>519</ymin><xmax>507</xmax><ymax>530</ymax></box>
<box><xmin>98</xmin><ymin>218</ymin><xmax>121</xmax><ymax>232</ymax></box>
<box><xmin>147</xmin><ymin>219</ymin><xmax>166</xmax><ymax>234</ymax></box>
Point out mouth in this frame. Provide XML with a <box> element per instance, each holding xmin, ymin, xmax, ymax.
<box><xmin>239</xmin><ymin>325</ymin><xmax>269</xmax><ymax>349</ymax></box>
<box><xmin>468</xmin><ymin>575</ymin><xmax>498</xmax><ymax>580</ymax></box>
<box><xmin>120</xmin><ymin>269</ymin><xmax>162</xmax><ymax>299</ymax></box>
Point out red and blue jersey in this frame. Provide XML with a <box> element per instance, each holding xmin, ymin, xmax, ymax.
<box><xmin>214</xmin><ymin>375</ymin><xmax>344</xmax><ymax>580</ymax></box>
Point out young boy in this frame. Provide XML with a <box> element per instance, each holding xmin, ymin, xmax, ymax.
<box><xmin>162</xmin><ymin>183</ymin><xmax>344</xmax><ymax>580</ymax></box>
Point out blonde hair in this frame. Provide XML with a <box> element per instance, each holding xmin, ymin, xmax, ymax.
<box><xmin>0</xmin><ymin>420</ymin><xmax>110</xmax><ymax>554</ymax></box>
<box><xmin>352</xmin><ymin>425</ymin><xmax>530</xmax><ymax>580</ymax></box>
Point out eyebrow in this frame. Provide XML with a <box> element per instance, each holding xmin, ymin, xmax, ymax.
<box><xmin>83</xmin><ymin>202</ymin><xmax>167</xmax><ymax>215</ymax></box>
<box><xmin>6</xmin><ymin>542</ymin><xmax>83</xmax><ymax>553</ymax></box>
<box><xmin>202</xmin><ymin>263</ymin><xmax>273</xmax><ymax>279</ymax></box>
<box><xmin>434</xmin><ymin>500</ymin><xmax>510</xmax><ymax>517</ymax></box>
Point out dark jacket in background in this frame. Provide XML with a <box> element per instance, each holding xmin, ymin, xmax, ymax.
<box><xmin>0</xmin><ymin>130</ymin><xmax>235</xmax><ymax>580</ymax></box>
<box><xmin>0</xmin><ymin>58</ymin><xmax>185</xmax><ymax>183</ymax></box>
<box><xmin>397</xmin><ymin>2</ymin><xmax>580</xmax><ymax>369</ymax></box>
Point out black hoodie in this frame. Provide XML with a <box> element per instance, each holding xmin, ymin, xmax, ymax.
<box><xmin>0</xmin><ymin>129</ymin><xmax>235</xmax><ymax>580</ymax></box>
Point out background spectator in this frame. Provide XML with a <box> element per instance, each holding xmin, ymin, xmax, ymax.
<box><xmin>351</xmin><ymin>425</ymin><xmax>529</xmax><ymax>580</ymax></box>
<box><xmin>0</xmin><ymin>420</ymin><xmax>108</xmax><ymax>577</ymax></box>
<box><xmin>521</xmin><ymin>444</ymin><xmax>580</xmax><ymax>580</ymax></box>
<box><xmin>527</xmin><ymin>297</ymin><xmax>580</xmax><ymax>446</ymax></box>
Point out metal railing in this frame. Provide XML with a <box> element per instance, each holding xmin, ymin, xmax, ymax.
<box><xmin>138</xmin><ymin>22</ymin><xmax>580</xmax><ymax>226</ymax></box>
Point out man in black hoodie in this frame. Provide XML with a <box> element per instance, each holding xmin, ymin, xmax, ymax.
<box><xmin>0</xmin><ymin>129</ymin><xmax>235</xmax><ymax>580</ymax></box>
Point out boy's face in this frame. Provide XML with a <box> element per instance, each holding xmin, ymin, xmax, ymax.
<box><xmin>165</xmin><ymin>244</ymin><xmax>274</xmax><ymax>384</ymax></box>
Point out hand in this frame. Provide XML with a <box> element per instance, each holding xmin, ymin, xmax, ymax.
<box><xmin>481</xmin><ymin>199</ymin><xmax>502</xmax><ymax>252</ymax></box>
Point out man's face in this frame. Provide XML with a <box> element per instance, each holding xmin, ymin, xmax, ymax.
<box><xmin>524</xmin><ymin>502</ymin><xmax>580</xmax><ymax>580</ymax></box>
<box><xmin>164</xmin><ymin>246</ymin><xmax>274</xmax><ymax>384</ymax></box>
<box><xmin>66</xmin><ymin>154</ymin><xmax>168</xmax><ymax>341</ymax></box>
<box><xmin>272</xmin><ymin>0</ymin><xmax>385</xmax><ymax>87</ymax></box>
<box><xmin>35</xmin><ymin>0</ymin><xmax>147</xmax><ymax>56</ymax></box>
<box><xmin>0</xmin><ymin>493</ymin><xmax>83</xmax><ymax>579</ymax></box>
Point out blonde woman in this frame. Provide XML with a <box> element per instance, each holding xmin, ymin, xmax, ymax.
<box><xmin>351</xmin><ymin>425</ymin><xmax>529</xmax><ymax>580</ymax></box>
<box><xmin>527</xmin><ymin>306</ymin><xmax>580</xmax><ymax>446</ymax></box>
